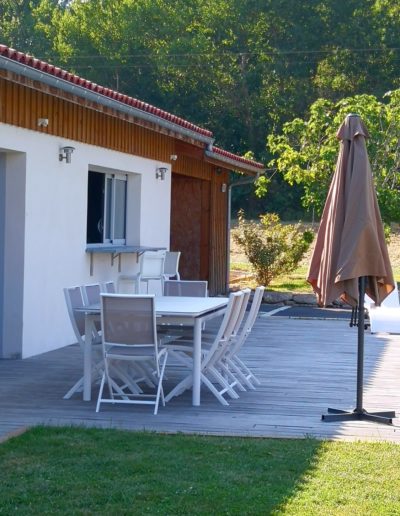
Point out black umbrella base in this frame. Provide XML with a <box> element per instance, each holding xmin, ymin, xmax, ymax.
<box><xmin>322</xmin><ymin>407</ymin><xmax>395</xmax><ymax>425</ymax></box>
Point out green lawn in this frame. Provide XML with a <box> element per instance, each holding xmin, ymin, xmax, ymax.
<box><xmin>231</xmin><ymin>263</ymin><xmax>400</xmax><ymax>293</ymax></box>
<box><xmin>1</xmin><ymin>426</ymin><xmax>400</xmax><ymax>514</ymax></box>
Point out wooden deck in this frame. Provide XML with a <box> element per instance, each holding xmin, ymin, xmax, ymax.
<box><xmin>2</xmin><ymin>313</ymin><xmax>400</xmax><ymax>443</ymax></box>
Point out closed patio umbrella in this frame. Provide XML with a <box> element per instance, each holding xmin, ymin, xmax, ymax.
<box><xmin>307</xmin><ymin>113</ymin><xmax>396</xmax><ymax>424</ymax></box>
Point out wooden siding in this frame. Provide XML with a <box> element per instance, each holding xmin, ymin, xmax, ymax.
<box><xmin>0</xmin><ymin>75</ymin><xmax>230</xmax><ymax>294</ymax></box>
<box><xmin>0</xmin><ymin>77</ymin><xmax>174</xmax><ymax>162</ymax></box>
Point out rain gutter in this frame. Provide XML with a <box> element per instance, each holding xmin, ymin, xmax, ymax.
<box><xmin>0</xmin><ymin>55</ymin><xmax>214</xmax><ymax>145</ymax></box>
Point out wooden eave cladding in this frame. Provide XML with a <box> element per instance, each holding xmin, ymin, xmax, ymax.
<box><xmin>0</xmin><ymin>70</ymin><xmax>207</xmax><ymax>161</ymax></box>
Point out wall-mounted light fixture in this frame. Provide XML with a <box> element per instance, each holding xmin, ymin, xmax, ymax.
<box><xmin>59</xmin><ymin>146</ymin><xmax>75</xmax><ymax>164</ymax></box>
<box><xmin>170</xmin><ymin>154</ymin><xmax>178</xmax><ymax>161</ymax></box>
<box><xmin>155</xmin><ymin>166</ymin><xmax>168</xmax><ymax>181</ymax></box>
<box><xmin>221</xmin><ymin>183</ymin><xmax>227</xmax><ymax>193</ymax></box>
<box><xmin>38</xmin><ymin>118</ymin><xmax>49</xmax><ymax>127</ymax></box>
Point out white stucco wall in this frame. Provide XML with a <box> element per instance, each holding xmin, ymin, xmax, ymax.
<box><xmin>0</xmin><ymin>123</ymin><xmax>171</xmax><ymax>358</ymax></box>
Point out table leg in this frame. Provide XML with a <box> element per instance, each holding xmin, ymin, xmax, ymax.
<box><xmin>83</xmin><ymin>315</ymin><xmax>93</xmax><ymax>401</ymax></box>
<box><xmin>192</xmin><ymin>318</ymin><xmax>202</xmax><ymax>406</ymax></box>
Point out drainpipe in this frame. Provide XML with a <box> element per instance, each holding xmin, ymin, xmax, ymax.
<box><xmin>226</xmin><ymin>172</ymin><xmax>260</xmax><ymax>293</ymax></box>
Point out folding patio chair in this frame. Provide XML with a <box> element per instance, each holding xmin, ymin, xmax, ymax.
<box><xmin>81</xmin><ymin>283</ymin><xmax>102</xmax><ymax>333</ymax></box>
<box><xmin>164</xmin><ymin>291</ymin><xmax>244</xmax><ymax>406</ymax></box>
<box><xmin>81</xmin><ymin>283</ymin><xmax>101</xmax><ymax>305</ymax></box>
<box><xmin>101</xmin><ymin>281</ymin><xmax>117</xmax><ymax>294</ymax></box>
<box><xmin>160</xmin><ymin>280</ymin><xmax>208</xmax><ymax>338</ymax></box>
<box><xmin>220</xmin><ymin>286</ymin><xmax>265</xmax><ymax>389</ymax></box>
<box><xmin>63</xmin><ymin>286</ymin><xmax>104</xmax><ymax>399</ymax></box>
<box><xmin>96</xmin><ymin>294</ymin><xmax>168</xmax><ymax>415</ymax></box>
<box><xmin>163</xmin><ymin>279</ymin><xmax>208</xmax><ymax>297</ymax></box>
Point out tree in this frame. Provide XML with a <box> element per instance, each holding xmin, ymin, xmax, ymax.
<box><xmin>267</xmin><ymin>92</ymin><xmax>400</xmax><ymax>223</ymax></box>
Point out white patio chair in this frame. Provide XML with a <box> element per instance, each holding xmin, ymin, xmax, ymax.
<box><xmin>163</xmin><ymin>279</ymin><xmax>208</xmax><ymax>297</ymax></box>
<box><xmin>164</xmin><ymin>291</ymin><xmax>244</xmax><ymax>406</ymax></box>
<box><xmin>82</xmin><ymin>283</ymin><xmax>102</xmax><ymax>334</ymax></box>
<box><xmin>101</xmin><ymin>281</ymin><xmax>117</xmax><ymax>294</ymax></box>
<box><xmin>63</xmin><ymin>286</ymin><xmax>104</xmax><ymax>399</ymax></box>
<box><xmin>81</xmin><ymin>283</ymin><xmax>101</xmax><ymax>305</ymax></box>
<box><xmin>118</xmin><ymin>250</ymin><xmax>166</xmax><ymax>294</ymax></box>
<box><xmin>163</xmin><ymin>251</ymin><xmax>181</xmax><ymax>281</ymax></box>
<box><xmin>220</xmin><ymin>286</ymin><xmax>265</xmax><ymax>389</ymax></box>
<box><xmin>160</xmin><ymin>280</ymin><xmax>208</xmax><ymax>338</ymax></box>
<box><xmin>96</xmin><ymin>294</ymin><xmax>168</xmax><ymax>415</ymax></box>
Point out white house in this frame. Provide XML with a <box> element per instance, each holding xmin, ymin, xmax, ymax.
<box><xmin>0</xmin><ymin>44</ymin><xmax>264</xmax><ymax>359</ymax></box>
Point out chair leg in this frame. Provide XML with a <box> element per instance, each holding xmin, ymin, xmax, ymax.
<box><xmin>233</xmin><ymin>356</ymin><xmax>261</xmax><ymax>386</ymax></box>
<box><xmin>96</xmin><ymin>372</ymin><xmax>106</xmax><ymax>412</ymax></box>
<box><xmin>154</xmin><ymin>351</ymin><xmax>168</xmax><ymax>415</ymax></box>
<box><xmin>63</xmin><ymin>359</ymin><xmax>103</xmax><ymax>399</ymax></box>
<box><xmin>207</xmin><ymin>367</ymin><xmax>239</xmax><ymax>399</ymax></box>
<box><xmin>63</xmin><ymin>376</ymin><xmax>84</xmax><ymax>400</ymax></box>
<box><xmin>201</xmin><ymin>374</ymin><xmax>230</xmax><ymax>406</ymax></box>
<box><xmin>225</xmin><ymin>358</ymin><xmax>257</xmax><ymax>390</ymax></box>
<box><xmin>219</xmin><ymin>361</ymin><xmax>246</xmax><ymax>392</ymax></box>
<box><xmin>165</xmin><ymin>374</ymin><xmax>193</xmax><ymax>402</ymax></box>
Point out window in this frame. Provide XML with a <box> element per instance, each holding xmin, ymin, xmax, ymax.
<box><xmin>86</xmin><ymin>171</ymin><xmax>127</xmax><ymax>244</ymax></box>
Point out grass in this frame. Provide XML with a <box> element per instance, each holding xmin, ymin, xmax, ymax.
<box><xmin>230</xmin><ymin>263</ymin><xmax>312</xmax><ymax>293</ymax></box>
<box><xmin>231</xmin><ymin>262</ymin><xmax>400</xmax><ymax>293</ymax></box>
<box><xmin>1</xmin><ymin>426</ymin><xmax>400</xmax><ymax>514</ymax></box>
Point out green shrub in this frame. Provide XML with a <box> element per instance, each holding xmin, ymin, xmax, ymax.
<box><xmin>232</xmin><ymin>210</ymin><xmax>314</xmax><ymax>287</ymax></box>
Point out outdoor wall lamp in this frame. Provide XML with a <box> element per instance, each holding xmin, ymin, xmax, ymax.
<box><xmin>156</xmin><ymin>166</ymin><xmax>168</xmax><ymax>180</ymax></box>
<box><xmin>59</xmin><ymin>146</ymin><xmax>75</xmax><ymax>164</ymax></box>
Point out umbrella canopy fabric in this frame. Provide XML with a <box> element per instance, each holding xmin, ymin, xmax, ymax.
<box><xmin>307</xmin><ymin>114</ymin><xmax>394</xmax><ymax>307</ymax></box>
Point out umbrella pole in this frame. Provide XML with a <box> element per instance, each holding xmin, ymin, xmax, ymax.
<box><xmin>322</xmin><ymin>276</ymin><xmax>395</xmax><ymax>425</ymax></box>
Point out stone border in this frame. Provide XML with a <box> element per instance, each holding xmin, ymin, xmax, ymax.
<box><xmin>262</xmin><ymin>290</ymin><xmax>345</xmax><ymax>307</ymax></box>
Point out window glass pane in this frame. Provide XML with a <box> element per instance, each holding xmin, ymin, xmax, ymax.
<box><xmin>113</xmin><ymin>178</ymin><xmax>126</xmax><ymax>240</ymax></box>
<box><xmin>105</xmin><ymin>177</ymin><xmax>112</xmax><ymax>241</ymax></box>
<box><xmin>86</xmin><ymin>172</ymin><xmax>104</xmax><ymax>244</ymax></box>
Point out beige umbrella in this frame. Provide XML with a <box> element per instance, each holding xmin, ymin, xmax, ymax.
<box><xmin>307</xmin><ymin>113</ymin><xmax>396</xmax><ymax>424</ymax></box>
<box><xmin>308</xmin><ymin>114</ymin><xmax>394</xmax><ymax>307</ymax></box>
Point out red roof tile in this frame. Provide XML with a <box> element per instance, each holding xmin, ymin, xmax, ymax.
<box><xmin>211</xmin><ymin>146</ymin><xmax>265</xmax><ymax>169</ymax></box>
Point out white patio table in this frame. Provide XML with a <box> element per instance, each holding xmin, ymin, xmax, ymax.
<box><xmin>75</xmin><ymin>295</ymin><xmax>229</xmax><ymax>406</ymax></box>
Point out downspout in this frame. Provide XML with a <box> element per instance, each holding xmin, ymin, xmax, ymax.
<box><xmin>226</xmin><ymin>172</ymin><xmax>260</xmax><ymax>293</ymax></box>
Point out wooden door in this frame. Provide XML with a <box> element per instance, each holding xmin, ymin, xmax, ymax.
<box><xmin>170</xmin><ymin>173</ymin><xmax>210</xmax><ymax>281</ymax></box>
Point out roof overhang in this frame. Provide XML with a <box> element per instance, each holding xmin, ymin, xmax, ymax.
<box><xmin>205</xmin><ymin>148</ymin><xmax>265</xmax><ymax>176</ymax></box>
<box><xmin>0</xmin><ymin>53</ymin><xmax>214</xmax><ymax>146</ymax></box>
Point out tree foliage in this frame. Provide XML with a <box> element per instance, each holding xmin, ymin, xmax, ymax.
<box><xmin>232</xmin><ymin>210</ymin><xmax>313</xmax><ymax>287</ymax></box>
<box><xmin>2</xmin><ymin>1</ymin><xmax>400</xmax><ymax>218</ymax></box>
<box><xmin>267</xmin><ymin>93</ymin><xmax>400</xmax><ymax>223</ymax></box>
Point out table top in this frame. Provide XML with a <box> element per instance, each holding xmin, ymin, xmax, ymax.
<box><xmin>76</xmin><ymin>296</ymin><xmax>229</xmax><ymax>318</ymax></box>
<box><xmin>156</xmin><ymin>296</ymin><xmax>229</xmax><ymax>316</ymax></box>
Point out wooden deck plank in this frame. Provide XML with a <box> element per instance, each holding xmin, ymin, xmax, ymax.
<box><xmin>1</xmin><ymin>316</ymin><xmax>400</xmax><ymax>442</ymax></box>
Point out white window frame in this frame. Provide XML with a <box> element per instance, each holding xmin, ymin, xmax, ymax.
<box><xmin>86</xmin><ymin>169</ymin><xmax>128</xmax><ymax>246</ymax></box>
<box><xmin>103</xmin><ymin>173</ymin><xmax>127</xmax><ymax>245</ymax></box>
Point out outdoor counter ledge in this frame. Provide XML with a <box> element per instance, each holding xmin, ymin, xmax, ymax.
<box><xmin>86</xmin><ymin>245</ymin><xmax>166</xmax><ymax>275</ymax></box>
